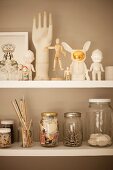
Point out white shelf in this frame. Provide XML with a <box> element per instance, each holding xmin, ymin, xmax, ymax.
<box><xmin>0</xmin><ymin>80</ymin><xmax>113</xmax><ymax>88</ymax></box>
<box><xmin>0</xmin><ymin>142</ymin><xmax>113</xmax><ymax>156</ymax></box>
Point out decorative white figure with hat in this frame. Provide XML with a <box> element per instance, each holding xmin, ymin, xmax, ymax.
<box><xmin>90</xmin><ymin>49</ymin><xmax>104</xmax><ymax>80</ymax></box>
<box><xmin>62</xmin><ymin>41</ymin><xmax>91</xmax><ymax>80</ymax></box>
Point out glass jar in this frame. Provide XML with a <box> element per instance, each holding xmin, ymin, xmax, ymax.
<box><xmin>18</xmin><ymin>122</ymin><xmax>33</xmax><ymax>148</ymax></box>
<box><xmin>0</xmin><ymin>128</ymin><xmax>11</xmax><ymax>148</ymax></box>
<box><xmin>1</xmin><ymin>120</ymin><xmax>14</xmax><ymax>143</ymax></box>
<box><xmin>63</xmin><ymin>112</ymin><xmax>82</xmax><ymax>147</ymax></box>
<box><xmin>87</xmin><ymin>99</ymin><xmax>113</xmax><ymax>147</ymax></box>
<box><xmin>40</xmin><ymin>112</ymin><xmax>59</xmax><ymax>147</ymax></box>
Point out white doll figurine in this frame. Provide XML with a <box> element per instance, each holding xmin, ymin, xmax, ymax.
<box><xmin>64</xmin><ymin>67</ymin><xmax>71</xmax><ymax>80</ymax></box>
<box><xmin>48</xmin><ymin>38</ymin><xmax>66</xmax><ymax>71</ymax></box>
<box><xmin>22</xmin><ymin>50</ymin><xmax>35</xmax><ymax>80</ymax></box>
<box><xmin>90</xmin><ymin>49</ymin><xmax>104</xmax><ymax>80</ymax></box>
<box><xmin>62</xmin><ymin>41</ymin><xmax>91</xmax><ymax>80</ymax></box>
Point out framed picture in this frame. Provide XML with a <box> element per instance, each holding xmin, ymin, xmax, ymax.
<box><xmin>0</xmin><ymin>32</ymin><xmax>28</xmax><ymax>62</ymax></box>
<box><xmin>0</xmin><ymin>32</ymin><xmax>28</xmax><ymax>80</ymax></box>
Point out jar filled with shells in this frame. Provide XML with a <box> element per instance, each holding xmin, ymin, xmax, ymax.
<box><xmin>40</xmin><ymin>112</ymin><xmax>59</xmax><ymax>147</ymax></box>
<box><xmin>87</xmin><ymin>99</ymin><xmax>113</xmax><ymax>147</ymax></box>
<box><xmin>0</xmin><ymin>128</ymin><xmax>11</xmax><ymax>148</ymax></box>
<box><xmin>63</xmin><ymin>112</ymin><xmax>83</xmax><ymax>147</ymax></box>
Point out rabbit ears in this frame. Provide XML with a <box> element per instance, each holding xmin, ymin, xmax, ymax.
<box><xmin>62</xmin><ymin>42</ymin><xmax>73</xmax><ymax>53</ymax></box>
<box><xmin>62</xmin><ymin>41</ymin><xmax>91</xmax><ymax>53</ymax></box>
<box><xmin>83</xmin><ymin>41</ymin><xmax>91</xmax><ymax>52</ymax></box>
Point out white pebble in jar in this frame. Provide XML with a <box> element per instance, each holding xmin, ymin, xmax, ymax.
<box><xmin>0</xmin><ymin>128</ymin><xmax>11</xmax><ymax>148</ymax></box>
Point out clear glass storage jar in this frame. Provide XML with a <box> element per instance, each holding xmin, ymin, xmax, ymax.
<box><xmin>63</xmin><ymin>112</ymin><xmax>82</xmax><ymax>147</ymax></box>
<box><xmin>40</xmin><ymin>112</ymin><xmax>59</xmax><ymax>147</ymax></box>
<box><xmin>87</xmin><ymin>99</ymin><xmax>113</xmax><ymax>147</ymax></box>
<box><xmin>1</xmin><ymin>120</ymin><xmax>14</xmax><ymax>143</ymax></box>
<box><xmin>0</xmin><ymin>128</ymin><xmax>11</xmax><ymax>148</ymax></box>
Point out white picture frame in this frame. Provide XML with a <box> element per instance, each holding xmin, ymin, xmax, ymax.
<box><xmin>0</xmin><ymin>32</ymin><xmax>28</xmax><ymax>63</ymax></box>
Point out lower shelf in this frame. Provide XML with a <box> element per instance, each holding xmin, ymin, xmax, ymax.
<box><xmin>0</xmin><ymin>142</ymin><xmax>113</xmax><ymax>156</ymax></box>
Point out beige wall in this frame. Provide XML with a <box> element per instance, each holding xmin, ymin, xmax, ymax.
<box><xmin>0</xmin><ymin>0</ymin><xmax>113</xmax><ymax>170</ymax></box>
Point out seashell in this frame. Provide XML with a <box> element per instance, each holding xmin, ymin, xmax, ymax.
<box><xmin>88</xmin><ymin>133</ymin><xmax>112</xmax><ymax>147</ymax></box>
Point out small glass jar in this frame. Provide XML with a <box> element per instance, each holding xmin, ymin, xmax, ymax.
<box><xmin>0</xmin><ymin>128</ymin><xmax>11</xmax><ymax>148</ymax></box>
<box><xmin>40</xmin><ymin>112</ymin><xmax>59</xmax><ymax>147</ymax></box>
<box><xmin>1</xmin><ymin>120</ymin><xmax>14</xmax><ymax>143</ymax></box>
<box><xmin>63</xmin><ymin>112</ymin><xmax>82</xmax><ymax>147</ymax></box>
<box><xmin>87</xmin><ymin>99</ymin><xmax>113</xmax><ymax>147</ymax></box>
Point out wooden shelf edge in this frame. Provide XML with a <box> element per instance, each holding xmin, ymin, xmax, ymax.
<box><xmin>0</xmin><ymin>142</ymin><xmax>113</xmax><ymax>156</ymax></box>
<box><xmin>0</xmin><ymin>80</ymin><xmax>113</xmax><ymax>88</ymax></box>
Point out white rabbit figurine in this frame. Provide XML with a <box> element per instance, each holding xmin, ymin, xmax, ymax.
<box><xmin>90</xmin><ymin>49</ymin><xmax>104</xmax><ymax>80</ymax></box>
<box><xmin>62</xmin><ymin>41</ymin><xmax>91</xmax><ymax>80</ymax></box>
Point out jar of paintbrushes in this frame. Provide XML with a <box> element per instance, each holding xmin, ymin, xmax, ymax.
<box><xmin>12</xmin><ymin>97</ymin><xmax>33</xmax><ymax>147</ymax></box>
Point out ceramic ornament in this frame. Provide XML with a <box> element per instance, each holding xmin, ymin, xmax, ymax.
<box><xmin>32</xmin><ymin>11</ymin><xmax>53</xmax><ymax>80</ymax></box>
<box><xmin>21</xmin><ymin>50</ymin><xmax>35</xmax><ymax>80</ymax></box>
<box><xmin>90</xmin><ymin>49</ymin><xmax>104</xmax><ymax>80</ymax></box>
<box><xmin>62</xmin><ymin>41</ymin><xmax>91</xmax><ymax>80</ymax></box>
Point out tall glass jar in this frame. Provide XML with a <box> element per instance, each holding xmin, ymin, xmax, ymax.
<box><xmin>63</xmin><ymin>112</ymin><xmax>82</xmax><ymax>147</ymax></box>
<box><xmin>40</xmin><ymin>112</ymin><xmax>59</xmax><ymax>147</ymax></box>
<box><xmin>87</xmin><ymin>99</ymin><xmax>113</xmax><ymax>147</ymax></box>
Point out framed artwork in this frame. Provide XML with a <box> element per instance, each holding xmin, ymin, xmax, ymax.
<box><xmin>0</xmin><ymin>32</ymin><xmax>28</xmax><ymax>80</ymax></box>
<box><xmin>0</xmin><ymin>32</ymin><xmax>28</xmax><ymax>62</ymax></box>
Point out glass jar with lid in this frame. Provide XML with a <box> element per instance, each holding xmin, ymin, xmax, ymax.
<box><xmin>0</xmin><ymin>128</ymin><xmax>11</xmax><ymax>148</ymax></box>
<box><xmin>1</xmin><ymin>120</ymin><xmax>14</xmax><ymax>143</ymax></box>
<box><xmin>63</xmin><ymin>112</ymin><xmax>83</xmax><ymax>147</ymax></box>
<box><xmin>40</xmin><ymin>112</ymin><xmax>59</xmax><ymax>147</ymax></box>
<box><xmin>87</xmin><ymin>99</ymin><xmax>113</xmax><ymax>147</ymax></box>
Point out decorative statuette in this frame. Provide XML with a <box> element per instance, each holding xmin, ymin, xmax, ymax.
<box><xmin>48</xmin><ymin>38</ymin><xmax>66</xmax><ymax>71</ymax></box>
<box><xmin>64</xmin><ymin>67</ymin><xmax>71</xmax><ymax>80</ymax></box>
<box><xmin>62</xmin><ymin>41</ymin><xmax>91</xmax><ymax>80</ymax></box>
<box><xmin>90</xmin><ymin>49</ymin><xmax>104</xmax><ymax>80</ymax></box>
<box><xmin>32</xmin><ymin>11</ymin><xmax>53</xmax><ymax>80</ymax></box>
<box><xmin>21</xmin><ymin>50</ymin><xmax>35</xmax><ymax>80</ymax></box>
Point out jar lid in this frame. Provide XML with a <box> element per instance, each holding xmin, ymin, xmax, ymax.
<box><xmin>0</xmin><ymin>128</ymin><xmax>11</xmax><ymax>133</ymax></box>
<box><xmin>89</xmin><ymin>99</ymin><xmax>111</xmax><ymax>103</ymax></box>
<box><xmin>41</xmin><ymin>112</ymin><xmax>58</xmax><ymax>117</ymax></box>
<box><xmin>64</xmin><ymin>112</ymin><xmax>81</xmax><ymax>117</ymax></box>
<box><xmin>1</xmin><ymin>120</ymin><xmax>14</xmax><ymax>125</ymax></box>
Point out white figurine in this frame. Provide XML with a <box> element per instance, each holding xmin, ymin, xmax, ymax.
<box><xmin>62</xmin><ymin>41</ymin><xmax>91</xmax><ymax>80</ymax></box>
<box><xmin>90</xmin><ymin>49</ymin><xmax>104</xmax><ymax>80</ymax></box>
<box><xmin>21</xmin><ymin>50</ymin><xmax>35</xmax><ymax>80</ymax></box>
<box><xmin>32</xmin><ymin>11</ymin><xmax>53</xmax><ymax>80</ymax></box>
<box><xmin>48</xmin><ymin>38</ymin><xmax>66</xmax><ymax>71</ymax></box>
<box><xmin>64</xmin><ymin>67</ymin><xmax>71</xmax><ymax>80</ymax></box>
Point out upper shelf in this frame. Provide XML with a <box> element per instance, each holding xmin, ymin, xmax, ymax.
<box><xmin>0</xmin><ymin>80</ymin><xmax>113</xmax><ymax>88</ymax></box>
